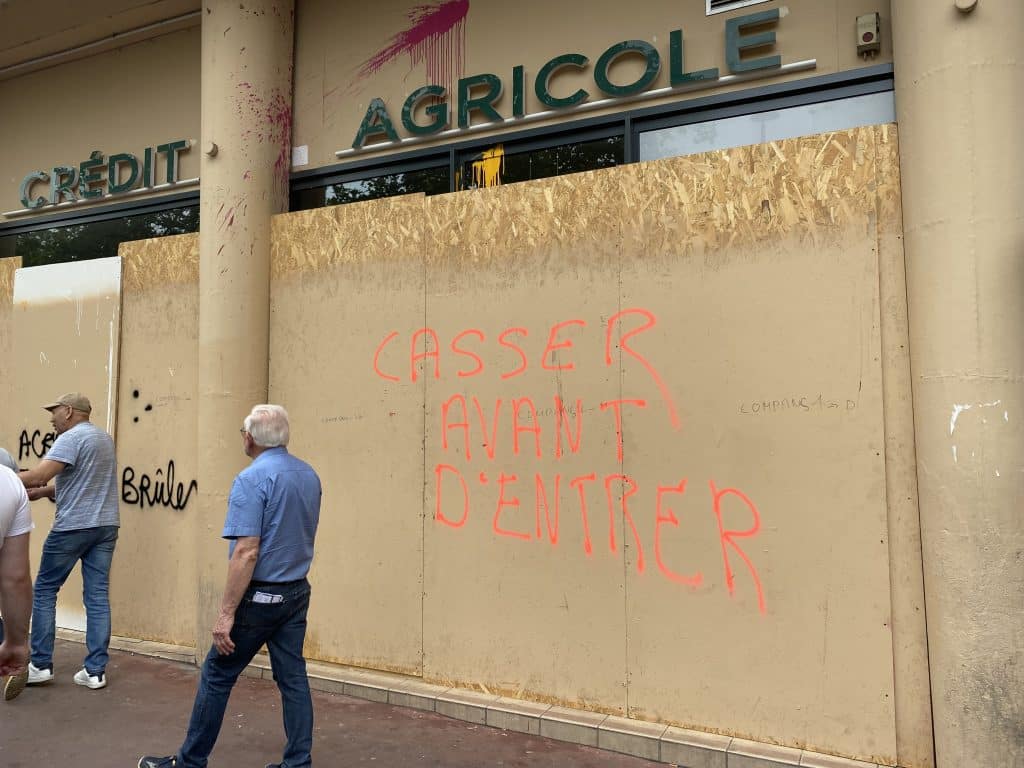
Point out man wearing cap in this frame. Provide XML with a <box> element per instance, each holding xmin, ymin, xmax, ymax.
<box><xmin>0</xmin><ymin>447</ymin><xmax>33</xmax><ymax>702</ymax></box>
<box><xmin>18</xmin><ymin>393</ymin><xmax>119</xmax><ymax>690</ymax></box>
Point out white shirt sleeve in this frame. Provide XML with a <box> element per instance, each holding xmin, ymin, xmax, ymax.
<box><xmin>0</xmin><ymin>468</ymin><xmax>33</xmax><ymax>546</ymax></box>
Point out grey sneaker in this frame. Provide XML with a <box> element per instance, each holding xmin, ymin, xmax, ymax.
<box><xmin>26</xmin><ymin>662</ymin><xmax>53</xmax><ymax>685</ymax></box>
<box><xmin>73</xmin><ymin>668</ymin><xmax>106</xmax><ymax>689</ymax></box>
<box><xmin>3</xmin><ymin>668</ymin><xmax>28</xmax><ymax>701</ymax></box>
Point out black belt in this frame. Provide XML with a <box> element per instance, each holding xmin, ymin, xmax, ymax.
<box><xmin>249</xmin><ymin>578</ymin><xmax>306</xmax><ymax>588</ymax></box>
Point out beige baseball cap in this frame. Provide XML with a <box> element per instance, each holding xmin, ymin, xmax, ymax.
<box><xmin>43</xmin><ymin>392</ymin><xmax>92</xmax><ymax>413</ymax></box>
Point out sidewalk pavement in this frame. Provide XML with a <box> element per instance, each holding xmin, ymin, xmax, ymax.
<box><xmin>0</xmin><ymin>638</ymin><xmax>664</xmax><ymax>768</ymax></box>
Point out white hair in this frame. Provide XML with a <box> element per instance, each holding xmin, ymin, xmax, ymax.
<box><xmin>244</xmin><ymin>404</ymin><xmax>290</xmax><ymax>448</ymax></box>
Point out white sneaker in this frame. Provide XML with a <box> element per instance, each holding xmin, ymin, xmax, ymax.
<box><xmin>26</xmin><ymin>663</ymin><xmax>53</xmax><ymax>685</ymax></box>
<box><xmin>73</xmin><ymin>668</ymin><xmax>106</xmax><ymax>689</ymax></box>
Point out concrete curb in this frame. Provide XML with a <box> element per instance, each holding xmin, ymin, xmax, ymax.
<box><xmin>62</xmin><ymin>629</ymin><xmax>889</xmax><ymax>768</ymax></box>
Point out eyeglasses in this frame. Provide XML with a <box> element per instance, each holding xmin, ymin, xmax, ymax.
<box><xmin>239</xmin><ymin>428</ymin><xmax>248</xmax><ymax>435</ymax></box>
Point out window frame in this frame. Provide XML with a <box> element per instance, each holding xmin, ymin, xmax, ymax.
<box><xmin>0</xmin><ymin>64</ymin><xmax>894</xmax><ymax>250</ymax></box>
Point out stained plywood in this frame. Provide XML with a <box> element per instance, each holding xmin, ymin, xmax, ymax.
<box><xmin>617</xmin><ymin>127</ymin><xmax>896</xmax><ymax>762</ymax></box>
<box><xmin>260</xmin><ymin>126</ymin><xmax>906</xmax><ymax>763</ymax></box>
<box><xmin>270</xmin><ymin>198</ymin><xmax>427</xmax><ymax>675</ymax></box>
<box><xmin>113</xmin><ymin>235</ymin><xmax>200</xmax><ymax>645</ymax></box>
<box><xmin>420</xmin><ymin>178</ymin><xmax>627</xmax><ymax>710</ymax></box>
<box><xmin>0</xmin><ymin>258</ymin><xmax>19</xmax><ymax>460</ymax></box>
<box><xmin>12</xmin><ymin>256</ymin><xmax>122</xmax><ymax>632</ymax></box>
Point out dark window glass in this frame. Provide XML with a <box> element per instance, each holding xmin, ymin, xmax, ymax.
<box><xmin>458</xmin><ymin>136</ymin><xmax>623</xmax><ymax>191</ymax></box>
<box><xmin>291</xmin><ymin>165</ymin><xmax>450</xmax><ymax>211</ymax></box>
<box><xmin>4</xmin><ymin>206</ymin><xmax>199</xmax><ymax>268</ymax></box>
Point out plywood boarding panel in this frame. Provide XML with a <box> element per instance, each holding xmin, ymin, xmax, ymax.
<box><xmin>12</xmin><ymin>257</ymin><xmax>121</xmax><ymax>632</ymax></box>
<box><xmin>113</xmin><ymin>235</ymin><xmax>200</xmax><ymax>645</ymax></box>
<box><xmin>618</xmin><ymin>128</ymin><xmax>897</xmax><ymax>762</ymax></box>
<box><xmin>421</xmin><ymin>178</ymin><xmax>627</xmax><ymax>711</ymax></box>
<box><xmin>271</xmin><ymin>198</ymin><xmax>426</xmax><ymax>675</ymax></box>
<box><xmin>0</xmin><ymin>258</ymin><xmax>19</xmax><ymax>459</ymax></box>
<box><xmin>263</xmin><ymin>126</ymin><xmax>906</xmax><ymax>760</ymax></box>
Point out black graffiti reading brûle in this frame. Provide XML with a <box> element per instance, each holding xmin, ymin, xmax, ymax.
<box><xmin>19</xmin><ymin>429</ymin><xmax>57</xmax><ymax>461</ymax></box>
<box><xmin>122</xmin><ymin>460</ymin><xmax>198</xmax><ymax>511</ymax></box>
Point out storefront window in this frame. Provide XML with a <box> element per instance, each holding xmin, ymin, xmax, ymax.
<box><xmin>0</xmin><ymin>206</ymin><xmax>199</xmax><ymax>267</ymax></box>
<box><xmin>639</xmin><ymin>91</ymin><xmax>896</xmax><ymax>162</ymax></box>
<box><xmin>290</xmin><ymin>165</ymin><xmax>450</xmax><ymax>211</ymax></box>
<box><xmin>458</xmin><ymin>136</ymin><xmax>623</xmax><ymax>190</ymax></box>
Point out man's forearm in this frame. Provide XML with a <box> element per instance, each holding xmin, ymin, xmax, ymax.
<box><xmin>0</xmin><ymin>570</ymin><xmax>32</xmax><ymax>646</ymax></box>
<box><xmin>219</xmin><ymin>549</ymin><xmax>258</xmax><ymax>618</ymax></box>
<box><xmin>20</xmin><ymin>459</ymin><xmax>64</xmax><ymax>489</ymax></box>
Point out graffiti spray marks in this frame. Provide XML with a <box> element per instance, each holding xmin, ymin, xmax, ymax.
<box><xmin>122</xmin><ymin>388</ymin><xmax>198</xmax><ymax>510</ymax></box>
<box><xmin>19</xmin><ymin>428</ymin><xmax>57</xmax><ymax>461</ymax></box>
<box><xmin>130</xmin><ymin>388</ymin><xmax>153</xmax><ymax>424</ymax></box>
<box><xmin>122</xmin><ymin>460</ymin><xmax>197</xmax><ymax>512</ymax></box>
<box><xmin>352</xmin><ymin>0</ymin><xmax>470</xmax><ymax>99</ymax></box>
<box><xmin>374</xmin><ymin>308</ymin><xmax>769</xmax><ymax>615</ymax></box>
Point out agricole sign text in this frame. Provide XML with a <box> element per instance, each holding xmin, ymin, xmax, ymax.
<box><xmin>350</xmin><ymin>8</ymin><xmax>791</xmax><ymax>151</ymax></box>
<box><xmin>18</xmin><ymin>140</ymin><xmax>191</xmax><ymax>211</ymax></box>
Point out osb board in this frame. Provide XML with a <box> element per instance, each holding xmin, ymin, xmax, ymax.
<box><xmin>420</xmin><ymin>177</ymin><xmax>628</xmax><ymax>711</ymax></box>
<box><xmin>270</xmin><ymin>196</ymin><xmax>427</xmax><ymax>675</ymax></box>
<box><xmin>112</xmin><ymin>235</ymin><xmax>200</xmax><ymax>646</ymax></box>
<box><xmin>265</xmin><ymin>128</ymin><xmax>904</xmax><ymax>761</ymax></box>
<box><xmin>12</xmin><ymin>256</ymin><xmax>122</xmax><ymax>633</ymax></box>
<box><xmin>615</xmin><ymin>126</ymin><xmax>897</xmax><ymax>763</ymax></box>
<box><xmin>0</xmin><ymin>257</ymin><xmax>19</xmax><ymax>460</ymax></box>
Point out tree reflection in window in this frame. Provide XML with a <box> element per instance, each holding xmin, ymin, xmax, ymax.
<box><xmin>11</xmin><ymin>206</ymin><xmax>199</xmax><ymax>267</ymax></box>
<box><xmin>291</xmin><ymin>166</ymin><xmax>450</xmax><ymax>211</ymax></box>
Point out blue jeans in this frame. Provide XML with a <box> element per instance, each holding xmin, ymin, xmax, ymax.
<box><xmin>179</xmin><ymin>579</ymin><xmax>313</xmax><ymax>768</ymax></box>
<box><xmin>31</xmin><ymin>525</ymin><xmax>118</xmax><ymax>675</ymax></box>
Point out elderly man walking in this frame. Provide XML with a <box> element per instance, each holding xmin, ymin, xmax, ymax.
<box><xmin>140</xmin><ymin>404</ymin><xmax>322</xmax><ymax>768</ymax></box>
<box><xmin>19</xmin><ymin>392</ymin><xmax>119</xmax><ymax>690</ymax></box>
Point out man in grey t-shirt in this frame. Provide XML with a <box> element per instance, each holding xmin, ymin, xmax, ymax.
<box><xmin>18</xmin><ymin>392</ymin><xmax>118</xmax><ymax>690</ymax></box>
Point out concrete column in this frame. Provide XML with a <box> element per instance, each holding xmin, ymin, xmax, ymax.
<box><xmin>196</xmin><ymin>0</ymin><xmax>294</xmax><ymax>651</ymax></box>
<box><xmin>892</xmin><ymin>2</ymin><xmax>1024</xmax><ymax>767</ymax></box>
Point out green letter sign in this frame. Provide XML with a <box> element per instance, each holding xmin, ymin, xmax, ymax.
<box><xmin>726</xmin><ymin>9</ymin><xmax>781</xmax><ymax>73</ymax></box>
<box><xmin>402</xmin><ymin>86</ymin><xmax>449</xmax><ymax>136</ymax></box>
<box><xmin>594</xmin><ymin>40</ymin><xmax>661</xmax><ymax>97</ymax></box>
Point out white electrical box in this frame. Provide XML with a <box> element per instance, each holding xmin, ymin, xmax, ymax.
<box><xmin>857</xmin><ymin>13</ymin><xmax>881</xmax><ymax>56</ymax></box>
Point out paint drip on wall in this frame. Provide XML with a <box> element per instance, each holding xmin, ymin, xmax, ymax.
<box><xmin>352</xmin><ymin>0</ymin><xmax>470</xmax><ymax>99</ymax></box>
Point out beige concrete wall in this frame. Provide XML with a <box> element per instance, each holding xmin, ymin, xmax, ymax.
<box><xmin>269</xmin><ymin>125</ymin><xmax>912</xmax><ymax>764</ymax></box>
<box><xmin>0</xmin><ymin>25</ymin><xmax>200</xmax><ymax>216</ymax></box>
<box><xmin>294</xmin><ymin>0</ymin><xmax>893</xmax><ymax>168</ymax></box>
<box><xmin>0</xmin><ymin>0</ymin><xmax>198</xmax><ymax>70</ymax></box>
<box><xmin>892</xmin><ymin>2</ymin><xmax>1024</xmax><ymax>767</ymax></box>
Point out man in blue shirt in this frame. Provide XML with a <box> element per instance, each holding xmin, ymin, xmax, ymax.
<box><xmin>140</xmin><ymin>404</ymin><xmax>322</xmax><ymax>768</ymax></box>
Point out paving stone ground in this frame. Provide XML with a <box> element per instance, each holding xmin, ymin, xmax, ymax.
<box><xmin>0</xmin><ymin>639</ymin><xmax>664</xmax><ymax>768</ymax></box>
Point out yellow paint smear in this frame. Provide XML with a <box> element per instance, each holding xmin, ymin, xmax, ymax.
<box><xmin>472</xmin><ymin>145</ymin><xmax>505</xmax><ymax>188</ymax></box>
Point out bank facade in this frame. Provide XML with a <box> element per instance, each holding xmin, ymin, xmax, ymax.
<box><xmin>0</xmin><ymin>3</ymin><xmax>1020</xmax><ymax>768</ymax></box>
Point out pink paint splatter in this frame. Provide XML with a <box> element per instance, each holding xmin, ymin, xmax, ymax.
<box><xmin>237</xmin><ymin>81</ymin><xmax>293</xmax><ymax>207</ymax></box>
<box><xmin>353</xmin><ymin>0</ymin><xmax>469</xmax><ymax>97</ymax></box>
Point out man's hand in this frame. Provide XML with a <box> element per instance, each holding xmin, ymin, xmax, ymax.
<box><xmin>26</xmin><ymin>485</ymin><xmax>53</xmax><ymax>501</ymax></box>
<box><xmin>0</xmin><ymin>641</ymin><xmax>29</xmax><ymax>676</ymax></box>
<box><xmin>212</xmin><ymin>612</ymin><xmax>236</xmax><ymax>655</ymax></box>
